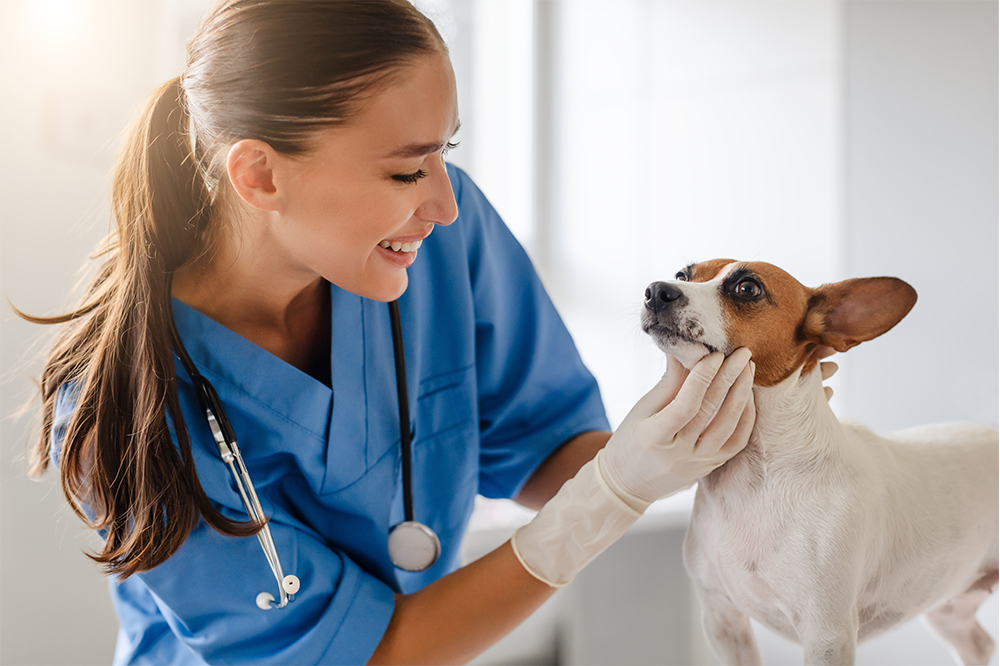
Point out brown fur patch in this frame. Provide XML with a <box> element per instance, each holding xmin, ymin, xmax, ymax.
<box><xmin>688</xmin><ymin>259</ymin><xmax>737</xmax><ymax>283</ymax></box>
<box><xmin>714</xmin><ymin>262</ymin><xmax>813</xmax><ymax>387</ymax></box>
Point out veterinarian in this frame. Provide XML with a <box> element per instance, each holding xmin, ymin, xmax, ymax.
<box><xmin>23</xmin><ymin>2</ymin><xmax>758</xmax><ymax>664</ymax></box>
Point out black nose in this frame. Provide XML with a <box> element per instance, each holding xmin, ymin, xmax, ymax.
<box><xmin>644</xmin><ymin>281</ymin><xmax>683</xmax><ymax>313</ymax></box>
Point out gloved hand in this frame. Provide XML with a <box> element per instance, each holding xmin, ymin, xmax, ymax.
<box><xmin>819</xmin><ymin>346</ymin><xmax>838</xmax><ymax>401</ymax></box>
<box><xmin>511</xmin><ymin>349</ymin><xmax>756</xmax><ymax>587</ymax></box>
<box><xmin>599</xmin><ymin>348</ymin><xmax>755</xmax><ymax>510</ymax></box>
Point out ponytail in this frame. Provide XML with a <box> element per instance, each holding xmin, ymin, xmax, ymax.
<box><xmin>20</xmin><ymin>78</ymin><xmax>257</xmax><ymax>578</ymax></box>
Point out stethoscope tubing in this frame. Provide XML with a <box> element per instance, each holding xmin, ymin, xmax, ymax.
<box><xmin>388</xmin><ymin>300</ymin><xmax>414</xmax><ymax>523</ymax></box>
<box><xmin>165</xmin><ymin>273</ymin><xmax>296</xmax><ymax>608</ymax></box>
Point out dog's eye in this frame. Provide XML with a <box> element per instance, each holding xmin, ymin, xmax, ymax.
<box><xmin>735</xmin><ymin>279</ymin><xmax>762</xmax><ymax>299</ymax></box>
<box><xmin>675</xmin><ymin>271</ymin><xmax>688</xmax><ymax>281</ymax></box>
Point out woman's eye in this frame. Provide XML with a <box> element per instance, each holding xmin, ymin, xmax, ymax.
<box><xmin>736</xmin><ymin>280</ymin><xmax>762</xmax><ymax>298</ymax></box>
<box><xmin>393</xmin><ymin>169</ymin><xmax>427</xmax><ymax>184</ymax></box>
<box><xmin>393</xmin><ymin>142</ymin><xmax>458</xmax><ymax>184</ymax></box>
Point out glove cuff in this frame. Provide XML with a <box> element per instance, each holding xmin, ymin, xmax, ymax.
<box><xmin>596</xmin><ymin>447</ymin><xmax>655</xmax><ymax>513</ymax></box>
<box><xmin>510</xmin><ymin>452</ymin><xmax>647</xmax><ymax>587</ymax></box>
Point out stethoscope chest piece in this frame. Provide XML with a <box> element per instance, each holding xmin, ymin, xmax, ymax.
<box><xmin>388</xmin><ymin>521</ymin><xmax>441</xmax><ymax>572</ymax></box>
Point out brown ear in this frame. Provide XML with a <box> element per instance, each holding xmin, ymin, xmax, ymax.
<box><xmin>805</xmin><ymin>277</ymin><xmax>917</xmax><ymax>352</ymax></box>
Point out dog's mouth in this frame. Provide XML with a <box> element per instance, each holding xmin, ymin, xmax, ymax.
<box><xmin>642</xmin><ymin>318</ymin><xmax>720</xmax><ymax>354</ymax></box>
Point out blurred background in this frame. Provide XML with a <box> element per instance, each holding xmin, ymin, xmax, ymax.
<box><xmin>1</xmin><ymin>0</ymin><xmax>996</xmax><ymax>664</ymax></box>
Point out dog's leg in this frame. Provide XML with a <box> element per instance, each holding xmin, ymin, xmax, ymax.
<box><xmin>798</xmin><ymin>609</ymin><xmax>858</xmax><ymax>666</ymax></box>
<box><xmin>923</xmin><ymin>570</ymin><xmax>998</xmax><ymax>666</ymax></box>
<box><xmin>697</xmin><ymin>590</ymin><xmax>762</xmax><ymax>665</ymax></box>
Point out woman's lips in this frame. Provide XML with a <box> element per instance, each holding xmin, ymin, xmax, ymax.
<box><xmin>376</xmin><ymin>243</ymin><xmax>418</xmax><ymax>268</ymax></box>
<box><xmin>376</xmin><ymin>231</ymin><xmax>431</xmax><ymax>268</ymax></box>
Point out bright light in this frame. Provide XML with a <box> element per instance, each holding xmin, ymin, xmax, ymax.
<box><xmin>21</xmin><ymin>0</ymin><xmax>92</xmax><ymax>56</ymax></box>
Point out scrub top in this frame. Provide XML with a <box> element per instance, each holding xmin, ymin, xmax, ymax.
<box><xmin>51</xmin><ymin>164</ymin><xmax>610</xmax><ymax>665</ymax></box>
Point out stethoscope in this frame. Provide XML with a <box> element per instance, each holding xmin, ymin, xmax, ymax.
<box><xmin>165</xmin><ymin>275</ymin><xmax>441</xmax><ymax>611</ymax></box>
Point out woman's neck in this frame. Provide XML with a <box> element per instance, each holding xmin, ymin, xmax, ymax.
<box><xmin>170</xmin><ymin>212</ymin><xmax>333</xmax><ymax>383</ymax></box>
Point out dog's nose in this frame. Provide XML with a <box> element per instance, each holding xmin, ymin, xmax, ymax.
<box><xmin>644</xmin><ymin>282</ymin><xmax>683</xmax><ymax>313</ymax></box>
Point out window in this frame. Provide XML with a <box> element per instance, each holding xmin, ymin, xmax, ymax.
<box><xmin>424</xmin><ymin>0</ymin><xmax>843</xmax><ymax>427</ymax></box>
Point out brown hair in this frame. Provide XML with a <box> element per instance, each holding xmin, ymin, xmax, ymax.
<box><xmin>19</xmin><ymin>0</ymin><xmax>445</xmax><ymax>578</ymax></box>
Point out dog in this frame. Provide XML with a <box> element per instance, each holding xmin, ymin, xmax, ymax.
<box><xmin>640</xmin><ymin>259</ymin><xmax>998</xmax><ymax>666</ymax></box>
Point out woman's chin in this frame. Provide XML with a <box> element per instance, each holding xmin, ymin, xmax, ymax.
<box><xmin>324</xmin><ymin>267</ymin><xmax>408</xmax><ymax>303</ymax></box>
<box><xmin>365</xmin><ymin>274</ymin><xmax>409</xmax><ymax>303</ymax></box>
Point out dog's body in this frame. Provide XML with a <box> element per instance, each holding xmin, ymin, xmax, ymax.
<box><xmin>641</xmin><ymin>260</ymin><xmax>998</xmax><ymax>665</ymax></box>
<box><xmin>687</xmin><ymin>367</ymin><xmax>997</xmax><ymax>665</ymax></box>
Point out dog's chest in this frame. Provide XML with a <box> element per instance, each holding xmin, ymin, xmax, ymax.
<box><xmin>684</xmin><ymin>445</ymin><xmax>858</xmax><ymax>639</ymax></box>
<box><xmin>686</xmin><ymin>486</ymin><xmax>805</xmax><ymax>639</ymax></box>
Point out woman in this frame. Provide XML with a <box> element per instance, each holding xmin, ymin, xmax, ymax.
<box><xmin>24</xmin><ymin>1</ymin><xmax>757</xmax><ymax>663</ymax></box>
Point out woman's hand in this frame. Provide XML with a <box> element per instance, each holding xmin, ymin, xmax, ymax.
<box><xmin>819</xmin><ymin>346</ymin><xmax>838</xmax><ymax>401</ymax></box>
<box><xmin>599</xmin><ymin>349</ymin><xmax>756</xmax><ymax>510</ymax></box>
<box><xmin>508</xmin><ymin>348</ymin><xmax>755</xmax><ymax>590</ymax></box>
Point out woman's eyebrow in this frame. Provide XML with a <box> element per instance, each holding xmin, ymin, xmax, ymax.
<box><xmin>385</xmin><ymin>120</ymin><xmax>461</xmax><ymax>158</ymax></box>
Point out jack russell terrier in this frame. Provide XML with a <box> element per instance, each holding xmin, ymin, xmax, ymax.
<box><xmin>641</xmin><ymin>259</ymin><xmax>998</xmax><ymax>666</ymax></box>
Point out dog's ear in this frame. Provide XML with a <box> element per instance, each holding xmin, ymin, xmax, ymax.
<box><xmin>803</xmin><ymin>277</ymin><xmax>917</xmax><ymax>352</ymax></box>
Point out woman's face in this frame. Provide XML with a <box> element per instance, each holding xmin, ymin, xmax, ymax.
<box><xmin>266</xmin><ymin>52</ymin><xmax>461</xmax><ymax>302</ymax></box>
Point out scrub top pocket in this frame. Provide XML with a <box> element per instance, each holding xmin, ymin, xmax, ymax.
<box><xmin>414</xmin><ymin>364</ymin><xmax>477</xmax><ymax>442</ymax></box>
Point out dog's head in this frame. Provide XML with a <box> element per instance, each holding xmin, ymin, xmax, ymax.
<box><xmin>640</xmin><ymin>259</ymin><xmax>918</xmax><ymax>387</ymax></box>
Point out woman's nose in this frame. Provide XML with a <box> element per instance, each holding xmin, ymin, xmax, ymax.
<box><xmin>416</xmin><ymin>158</ymin><xmax>458</xmax><ymax>226</ymax></box>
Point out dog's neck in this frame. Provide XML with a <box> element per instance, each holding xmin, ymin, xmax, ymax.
<box><xmin>752</xmin><ymin>363</ymin><xmax>841</xmax><ymax>454</ymax></box>
<box><xmin>701</xmin><ymin>362</ymin><xmax>843</xmax><ymax>494</ymax></box>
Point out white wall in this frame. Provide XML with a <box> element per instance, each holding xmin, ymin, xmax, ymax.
<box><xmin>842</xmin><ymin>0</ymin><xmax>999</xmax><ymax>431</ymax></box>
<box><xmin>539</xmin><ymin>0</ymin><xmax>847</xmax><ymax>431</ymax></box>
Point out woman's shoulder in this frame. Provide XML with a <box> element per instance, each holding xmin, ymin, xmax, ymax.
<box><xmin>445</xmin><ymin>162</ymin><xmax>469</xmax><ymax>200</ymax></box>
<box><xmin>442</xmin><ymin>163</ymin><xmax>513</xmax><ymax>246</ymax></box>
<box><xmin>445</xmin><ymin>163</ymin><xmax>494</xmax><ymax>220</ymax></box>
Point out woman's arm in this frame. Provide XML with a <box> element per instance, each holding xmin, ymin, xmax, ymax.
<box><xmin>515</xmin><ymin>430</ymin><xmax>611</xmax><ymax>510</ymax></box>
<box><xmin>368</xmin><ymin>541</ymin><xmax>553</xmax><ymax>665</ymax></box>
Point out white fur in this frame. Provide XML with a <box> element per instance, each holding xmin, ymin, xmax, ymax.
<box><xmin>683</xmin><ymin>363</ymin><xmax>999</xmax><ymax>666</ymax></box>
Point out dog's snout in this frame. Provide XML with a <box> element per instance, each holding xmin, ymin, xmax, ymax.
<box><xmin>645</xmin><ymin>281</ymin><xmax>683</xmax><ymax>313</ymax></box>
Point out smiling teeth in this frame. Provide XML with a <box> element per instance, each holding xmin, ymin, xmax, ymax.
<box><xmin>379</xmin><ymin>239</ymin><xmax>422</xmax><ymax>253</ymax></box>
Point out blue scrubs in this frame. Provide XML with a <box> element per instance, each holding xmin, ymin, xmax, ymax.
<box><xmin>51</xmin><ymin>165</ymin><xmax>609</xmax><ymax>665</ymax></box>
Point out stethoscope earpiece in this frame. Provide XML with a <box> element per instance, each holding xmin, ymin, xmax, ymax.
<box><xmin>282</xmin><ymin>575</ymin><xmax>301</xmax><ymax>595</ymax></box>
<box><xmin>256</xmin><ymin>575</ymin><xmax>300</xmax><ymax>610</ymax></box>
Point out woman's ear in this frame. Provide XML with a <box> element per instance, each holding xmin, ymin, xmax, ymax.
<box><xmin>225</xmin><ymin>139</ymin><xmax>283</xmax><ymax>212</ymax></box>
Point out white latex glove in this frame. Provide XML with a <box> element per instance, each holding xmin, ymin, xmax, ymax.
<box><xmin>511</xmin><ymin>349</ymin><xmax>755</xmax><ymax>587</ymax></box>
<box><xmin>819</xmin><ymin>346</ymin><xmax>838</xmax><ymax>401</ymax></box>
<box><xmin>600</xmin><ymin>348</ymin><xmax>756</xmax><ymax>511</ymax></box>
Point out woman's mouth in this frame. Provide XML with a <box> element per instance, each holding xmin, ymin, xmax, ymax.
<box><xmin>376</xmin><ymin>238</ymin><xmax>423</xmax><ymax>268</ymax></box>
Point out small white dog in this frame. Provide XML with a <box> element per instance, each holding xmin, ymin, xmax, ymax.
<box><xmin>641</xmin><ymin>259</ymin><xmax>998</xmax><ymax>666</ymax></box>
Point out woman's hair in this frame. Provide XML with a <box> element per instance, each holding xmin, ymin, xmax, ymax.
<box><xmin>20</xmin><ymin>0</ymin><xmax>445</xmax><ymax>578</ymax></box>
